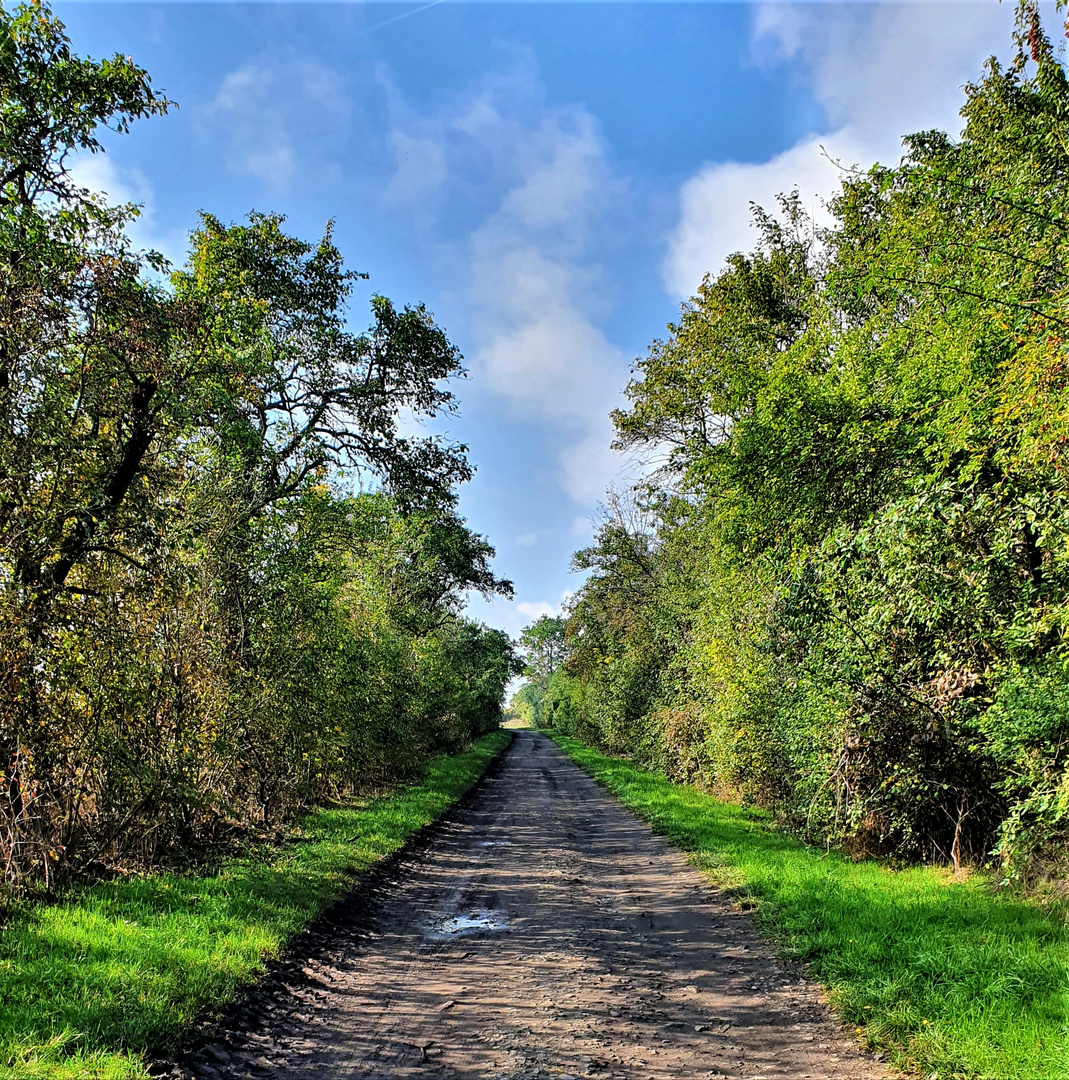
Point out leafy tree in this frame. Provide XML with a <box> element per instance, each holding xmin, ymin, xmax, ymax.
<box><xmin>519</xmin><ymin>615</ymin><xmax>568</xmax><ymax>686</ymax></box>
<box><xmin>0</xmin><ymin>2</ymin><xmax>514</xmax><ymax>889</ymax></box>
<box><xmin>562</xmin><ymin>5</ymin><xmax>1069</xmax><ymax>873</ymax></box>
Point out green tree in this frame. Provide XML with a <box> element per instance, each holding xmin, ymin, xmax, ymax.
<box><xmin>0</xmin><ymin>2</ymin><xmax>515</xmax><ymax>889</ymax></box>
<box><xmin>518</xmin><ymin>615</ymin><xmax>568</xmax><ymax>684</ymax></box>
<box><xmin>564</xmin><ymin>5</ymin><xmax>1069</xmax><ymax>871</ymax></box>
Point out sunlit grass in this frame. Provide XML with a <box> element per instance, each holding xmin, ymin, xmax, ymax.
<box><xmin>551</xmin><ymin>733</ymin><xmax>1069</xmax><ymax>1080</ymax></box>
<box><xmin>0</xmin><ymin>731</ymin><xmax>510</xmax><ymax>1080</ymax></box>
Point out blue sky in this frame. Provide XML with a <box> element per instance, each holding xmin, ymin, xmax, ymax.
<box><xmin>57</xmin><ymin>1</ymin><xmax>1021</xmax><ymax>637</ymax></box>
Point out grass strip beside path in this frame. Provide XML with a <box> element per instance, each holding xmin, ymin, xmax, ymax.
<box><xmin>0</xmin><ymin>730</ymin><xmax>511</xmax><ymax>1080</ymax></box>
<box><xmin>550</xmin><ymin>732</ymin><xmax>1069</xmax><ymax>1080</ymax></box>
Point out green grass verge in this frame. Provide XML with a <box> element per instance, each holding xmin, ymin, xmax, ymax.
<box><xmin>549</xmin><ymin>732</ymin><xmax>1069</xmax><ymax>1080</ymax></box>
<box><xmin>0</xmin><ymin>730</ymin><xmax>511</xmax><ymax>1080</ymax></box>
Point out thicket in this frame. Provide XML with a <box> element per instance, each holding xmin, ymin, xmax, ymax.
<box><xmin>537</xmin><ymin>7</ymin><xmax>1069</xmax><ymax>876</ymax></box>
<box><xmin>0</xmin><ymin>3</ymin><xmax>517</xmax><ymax>893</ymax></box>
<box><xmin>509</xmin><ymin>614</ymin><xmax>567</xmax><ymax>727</ymax></box>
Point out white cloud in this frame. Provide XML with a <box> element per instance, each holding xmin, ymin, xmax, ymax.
<box><xmin>665</xmin><ymin>138</ymin><xmax>854</xmax><ymax>299</ymax></box>
<box><xmin>497</xmin><ymin>111</ymin><xmax>603</xmax><ymax>231</ymax></box>
<box><xmin>206</xmin><ymin>59</ymin><xmax>348</xmax><ymax>189</ymax></box>
<box><xmin>463</xmin><ymin>105</ymin><xmax>628</xmax><ymax>501</ymax></box>
<box><xmin>209</xmin><ymin>64</ymin><xmax>294</xmax><ymax>186</ymax></box>
<box><xmin>475</xmin><ymin>283</ymin><xmax>622</xmax><ymax>424</ymax></box>
<box><xmin>384</xmin><ymin>68</ymin><xmax>632</xmax><ymax>504</ymax></box>
<box><xmin>558</xmin><ymin>421</ymin><xmax>630</xmax><ymax>504</ymax></box>
<box><xmin>465</xmin><ymin>581</ymin><xmax>577</xmax><ymax>634</ymax></box>
<box><xmin>68</xmin><ymin>154</ymin><xmax>187</xmax><ymax>268</ymax></box>
<box><xmin>384</xmin><ymin>130</ymin><xmax>447</xmax><ymax>206</ymax></box>
<box><xmin>515</xmin><ymin>532</ymin><xmax>540</xmax><ymax>548</ymax></box>
<box><xmin>751</xmin><ymin>2</ymin><xmax>1012</xmax><ymax>140</ymax></box>
<box><xmin>70</xmin><ymin>153</ymin><xmax>151</xmax><ymax>210</ymax></box>
<box><xmin>462</xmin><ymin>591</ymin><xmax>562</xmax><ymax>641</ymax></box>
<box><xmin>570</xmin><ymin>515</ymin><xmax>594</xmax><ymax>539</ymax></box>
<box><xmin>516</xmin><ymin>599</ymin><xmax>558</xmax><ymax>621</ymax></box>
<box><xmin>664</xmin><ymin>2</ymin><xmax>1015</xmax><ymax>298</ymax></box>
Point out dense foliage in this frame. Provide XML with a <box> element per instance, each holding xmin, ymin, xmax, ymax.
<box><xmin>534</xmin><ymin>7</ymin><xmax>1069</xmax><ymax>875</ymax></box>
<box><xmin>0</xmin><ymin>3</ymin><xmax>517</xmax><ymax>891</ymax></box>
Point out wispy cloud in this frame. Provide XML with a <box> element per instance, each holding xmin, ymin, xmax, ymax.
<box><xmin>382</xmin><ymin>64</ymin><xmax>632</xmax><ymax>504</ymax></box>
<box><xmin>384</xmin><ymin>129</ymin><xmax>448</xmax><ymax>206</ymax></box>
<box><xmin>570</xmin><ymin>515</ymin><xmax>594</xmax><ymax>540</ymax></box>
<box><xmin>205</xmin><ymin>58</ymin><xmax>349</xmax><ymax>190</ymax></box>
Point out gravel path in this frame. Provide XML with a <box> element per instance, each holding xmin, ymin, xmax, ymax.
<box><xmin>175</xmin><ymin>731</ymin><xmax>891</xmax><ymax>1080</ymax></box>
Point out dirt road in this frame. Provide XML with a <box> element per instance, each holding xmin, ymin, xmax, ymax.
<box><xmin>181</xmin><ymin>732</ymin><xmax>890</xmax><ymax>1080</ymax></box>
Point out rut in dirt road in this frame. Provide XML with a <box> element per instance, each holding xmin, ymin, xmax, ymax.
<box><xmin>178</xmin><ymin>731</ymin><xmax>891</xmax><ymax>1080</ymax></box>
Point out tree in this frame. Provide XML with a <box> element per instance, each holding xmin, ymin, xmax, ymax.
<box><xmin>562</xmin><ymin>6</ymin><xmax>1069</xmax><ymax>870</ymax></box>
<box><xmin>519</xmin><ymin>615</ymin><xmax>568</xmax><ymax>687</ymax></box>
<box><xmin>0</xmin><ymin>2</ymin><xmax>514</xmax><ymax>888</ymax></box>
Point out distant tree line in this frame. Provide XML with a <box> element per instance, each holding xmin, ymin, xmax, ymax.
<box><xmin>0</xmin><ymin>3</ymin><xmax>519</xmax><ymax>891</ymax></box>
<box><xmin>523</xmin><ymin>5</ymin><xmax>1069</xmax><ymax>876</ymax></box>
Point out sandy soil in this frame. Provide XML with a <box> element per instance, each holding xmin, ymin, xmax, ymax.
<box><xmin>174</xmin><ymin>731</ymin><xmax>892</xmax><ymax>1080</ymax></box>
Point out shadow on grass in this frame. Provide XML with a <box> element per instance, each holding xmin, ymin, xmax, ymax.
<box><xmin>552</xmin><ymin>734</ymin><xmax>1069</xmax><ymax>1080</ymax></box>
<box><xmin>0</xmin><ymin>731</ymin><xmax>511</xmax><ymax>1080</ymax></box>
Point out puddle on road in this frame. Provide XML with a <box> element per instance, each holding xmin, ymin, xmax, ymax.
<box><xmin>425</xmin><ymin>908</ymin><xmax>509</xmax><ymax>940</ymax></box>
<box><xmin>476</xmin><ymin>840</ymin><xmax>510</xmax><ymax>847</ymax></box>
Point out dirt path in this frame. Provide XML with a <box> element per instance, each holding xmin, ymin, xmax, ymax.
<box><xmin>179</xmin><ymin>732</ymin><xmax>891</xmax><ymax>1080</ymax></box>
